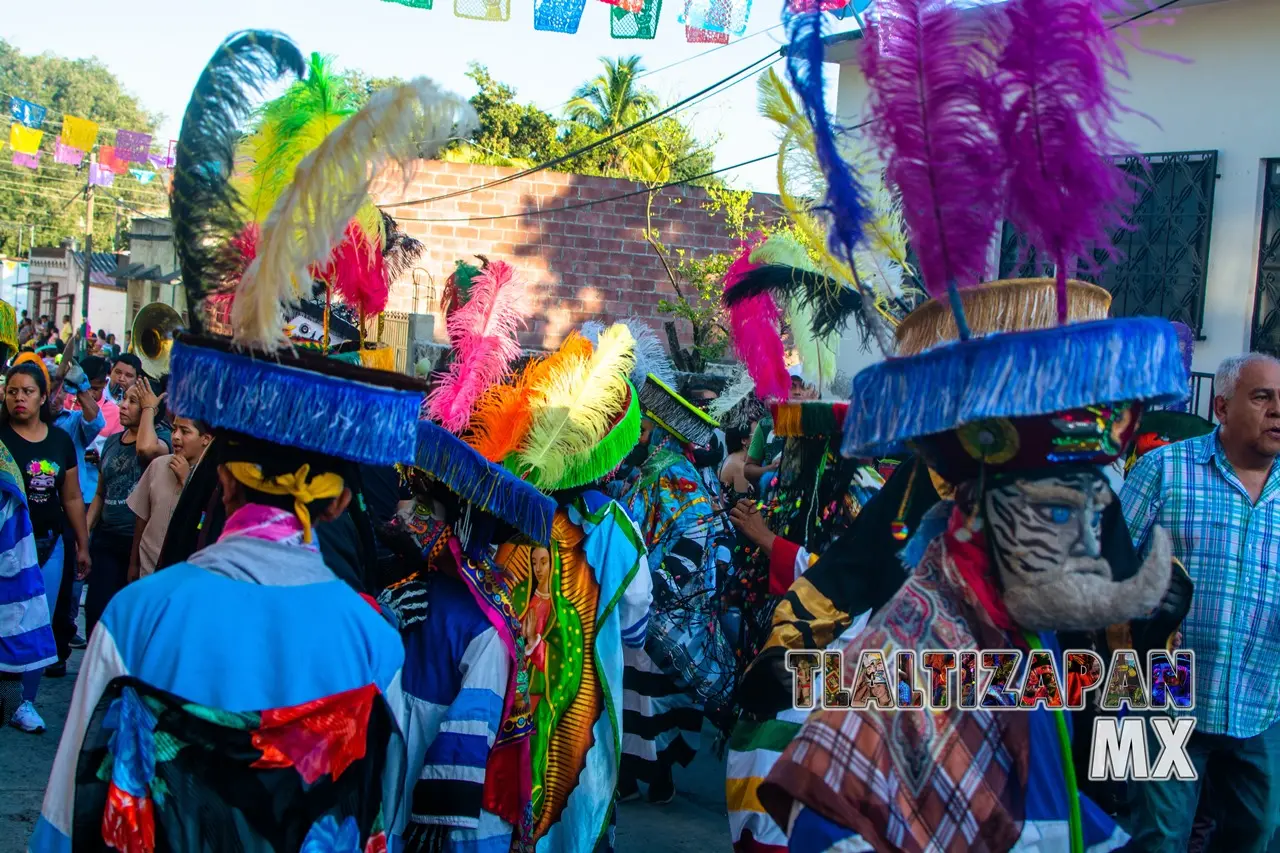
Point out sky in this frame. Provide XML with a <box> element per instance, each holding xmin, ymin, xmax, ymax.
<box><xmin>3</xmin><ymin>0</ymin><xmax>859</xmax><ymax>194</ymax></box>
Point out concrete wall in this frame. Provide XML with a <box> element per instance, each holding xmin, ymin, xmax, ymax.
<box><xmin>831</xmin><ymin>0</ymin><xmax>1280</xmax><ymax>376</ymax></box>
<box><xmin>87</xmin><ymin>283</ymin><xmax>126</xmax><ymax>340</ymax></box>
<box><xmin>372</xmin><ymin>161</ymin><xmax>778</xmax><ymax>351</ymax></box>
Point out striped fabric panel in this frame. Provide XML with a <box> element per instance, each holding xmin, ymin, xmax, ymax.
<box><xmin>621</xmin><ymin>645</ymin><xmax>701</xmax><ymax>766</ymax></box>
<box><xmin>412</xmin><ymin>629</ymin><xmax>509</xmax><ymax>830</ymax></box>
<box><xmin>726</xmin><ymin>714</ymin><xmax>806</xmax><ymax>853</ymax></box>
<box><xmin>0</xmin><ymin>489</ymin><xmax>54</xmax><ymax>673</ymax></box>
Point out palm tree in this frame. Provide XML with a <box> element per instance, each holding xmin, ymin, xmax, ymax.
<box><xmin>566</xmin><ymin>56</ymin><xmax>659</xmax><ymax>174</ymax></box>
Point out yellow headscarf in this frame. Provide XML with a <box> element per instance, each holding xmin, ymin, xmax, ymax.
<box><xmin>225</xmin><ymin>462</ymin><xmax>345</xmax><ymax>543</ymax></box>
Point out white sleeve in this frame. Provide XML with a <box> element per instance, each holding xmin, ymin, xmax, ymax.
<box><xmin>30</xmin><ymin>626</ymin><xmax>129</xmax><ymax>853</ymax></box>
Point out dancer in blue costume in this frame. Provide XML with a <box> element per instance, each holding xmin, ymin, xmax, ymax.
<box><xmin>31</xmin><ymin>30</ymin><xmax>474</xmax><ymax>853</ymax></box>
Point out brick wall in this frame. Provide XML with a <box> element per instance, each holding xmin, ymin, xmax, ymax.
<box><xmin>371</xmin><ymin>161</ymin><xmax>779</xmax><ymax>350</ymax></box>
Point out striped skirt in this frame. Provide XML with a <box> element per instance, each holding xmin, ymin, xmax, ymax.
<box><xmin>621</xmin><ymin>645</ymin><xmax>703</xmax><ymax>781</ymax></box>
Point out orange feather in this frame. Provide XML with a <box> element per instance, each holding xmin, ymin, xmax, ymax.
<box><xmin>468</xmin><ymin>332</ymin><xmax>594</xmax><ymax>462</ymax></box>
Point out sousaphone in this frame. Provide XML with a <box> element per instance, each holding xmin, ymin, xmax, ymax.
<box><xmin>131</xmin><ymin>302</ymin><xmax>183</xmax><ymax>379</ymax></box>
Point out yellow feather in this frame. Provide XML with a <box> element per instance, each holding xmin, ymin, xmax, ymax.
<box><xmin>235</xmin><ymin>78</ymin><xmax>476</xmax><ymax>349</ymax></box>
<box><xmin>515</xmin><ymin>324</ymin><xmax>635</xmax><ymax>488</ymax></box>
<box><xmin>759</xmin><ymin>71</ymin><xmax>913</xmax><ymax>324</ymax></box>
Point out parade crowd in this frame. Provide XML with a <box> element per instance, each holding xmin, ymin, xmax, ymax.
<box><xmin>3</xmin><ymin>2</ymin><xmax>1279</xmax><ymax>852</ymax></box>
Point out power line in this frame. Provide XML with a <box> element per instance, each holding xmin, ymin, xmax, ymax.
<box><xmin>383</xmin><ymin>49</ymin><xmax>781</xmax><ymax>209</ymax></box>
<box><xmin>635</xmin><ymin>24</ymin><xmax>785</xmax><ymax>81</ymax></box>
<box><xmin>391</xmin><ymin>152</ymin><xmax>778</xmax><ymax>223</ymax></box>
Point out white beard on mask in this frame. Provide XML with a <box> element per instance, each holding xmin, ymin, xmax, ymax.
<box><xmin>983</xmin><ymin>471</ymin><xmax>1172</xmax><ymax>633</ymax></box>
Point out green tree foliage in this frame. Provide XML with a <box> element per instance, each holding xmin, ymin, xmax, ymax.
<box><xmin>0</xmin><ymin>39</ymin><xmax>167</xmax><ymax>255</ymax></box>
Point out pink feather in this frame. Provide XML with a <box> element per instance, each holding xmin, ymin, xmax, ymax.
<box><xmin>723</xmin><ymin>238</ymin><xmax>790</xmax><ymax>402</ymax></box>
<box><xmin>996</xmin><ymin>0</ymin><xmax>1134</xmax><ymax>323</ymax></box>
<box><xmin>426</xmin><ymin>259</ymin><xmax>528</xmax><ymax>433</ymax></box>
<box><xmin>314</xmin><ymin>223</ymin><xmax>388</xmax><ymax>318</ymax></box>
<box><xmin>860</xmin><ymin>0</ymin><xmax>1007</xmax><ymax>300</ymax></box>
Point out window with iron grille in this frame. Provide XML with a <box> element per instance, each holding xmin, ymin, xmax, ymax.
<box><xmin>1251</xmin><ymin>159</ymin><xmax>1280</xmax><ymax>357</ymax></box>
<box><xmin>997</xmin><ymin>150</ymin><xmax>1219</xmax><ymax>335</ymax></box>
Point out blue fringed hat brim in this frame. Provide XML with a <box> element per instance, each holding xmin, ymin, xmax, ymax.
<box><xmin>169</xmin><ymin>335</ymin><xmax>426</xmax><ymax>467</ymax></box>
<box><xmin>842</xmin><ymin>317</ymin><xmax>1190</xmax><ymax>458</ymax></box>
<box><xmin>413</xmin><ymin>420</ymin><xmax>556</xmax><ymax>545</ymax></box>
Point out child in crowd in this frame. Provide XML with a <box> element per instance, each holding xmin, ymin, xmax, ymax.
<box><xmin>127</xmin><ymin>415</ymin><xmax>213</xmax><ymax>581</ymax></box>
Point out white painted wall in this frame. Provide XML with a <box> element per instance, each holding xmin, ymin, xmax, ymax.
<box><xmin>830</xmin><ymin>0</ymin><xmax>1280</xmax><ymax>377</ymax></box>
<box><xmin>87</xmin><ymin>285</ymin><xmax>126</xmax><ymax>341</ymax></box>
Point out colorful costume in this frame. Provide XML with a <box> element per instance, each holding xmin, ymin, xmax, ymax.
<box><xmin>380</xmin><ymin>286</ymin><xmax>557</xmax><ymax>851</ymax></box>
<box><xmin>617</xmin><ymin>377</ymin><xmax>736</xmax><ymax>797</ymax></box>
<box><xmin>468</xmin><ymin>323</ymin><xmax>653</xmax><ymax>853</ymax></box>
<box><xmin>31</xmin><ymin>31</ymin><xmax>475</xmax><ymax>853</ymax></box>
<box><xmin>0</xmin><ymin>440</ymin><xmax>55</xmax><ymax>695</ymax></box>
<box><xmin>759</xmin><ymin>1</ymin><xmax>1193</xmax><ymax>850</ymax></box>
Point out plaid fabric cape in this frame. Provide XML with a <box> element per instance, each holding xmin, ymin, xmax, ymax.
<box><xmin>758</xmin><ymin>528</ymin><xmax>1030</xmax><ymax>853</ymax></box>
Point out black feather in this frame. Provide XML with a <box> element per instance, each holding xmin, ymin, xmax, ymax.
<box><xmin>381</xmin><ymin>210</ymin><xmax>425</xmax><ymax>281</ymax></box>
<box><xmin>720</xmin><ymin>264</ymin><xmax>863</xmax><ymax>338</ymax></box>
<box><xmin>171</xmin><ymin>31</ymin><xmax>306</xmax><ymax>335</ymax></box>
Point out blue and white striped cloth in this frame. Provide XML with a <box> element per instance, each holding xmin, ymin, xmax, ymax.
<box><xmin>397</xmin><ymin>573</ymin><xmax>514</xmax><ymax>853</ymax></box>
<box><xmin>0</xmin><ymin>443</ymin><xmax>55</xmax><ymax>674</ymax></box>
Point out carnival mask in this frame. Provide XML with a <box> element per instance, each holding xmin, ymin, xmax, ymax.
<box><xmin>983</xmin><ymin>470</ymin><xmax>1171</xmax><ymax>632</ymax></box>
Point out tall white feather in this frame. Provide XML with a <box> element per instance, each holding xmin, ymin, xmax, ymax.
<box><xmin>235</xmin><ymin>77</ymin><xmax>476</xmax><ymax>349</ymax></box>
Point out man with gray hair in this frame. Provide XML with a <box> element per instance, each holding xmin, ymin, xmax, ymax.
<box><xmin>1121</xmin><ymin>351</ymin><xmax>1280</xmax><ymax>852</ymax></box>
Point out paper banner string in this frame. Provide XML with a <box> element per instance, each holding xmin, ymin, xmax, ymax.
<box><xmin>601</xmin><ymin>0</ymin><xmax>645</xmax><ymax>12</ymax></box>
<box><xmin>680</xmin><ymin>0</ymin><xmax>749</xmax><ymax>34</ymax></box>
<box><xmin>534</xmin><ymin>0</ymin><xmax>587</xmax><ymax>32</ymax></box>
<box><xmin>11</xmin><ymin>151</ymin><xmax>40</xmax><ymax>169</ymax></box>
<box><xmin>54</xmin><ymin>139</ymin><xmax>85</xmax><ymax>166</ymax></box>
<box><xmin>88</xmin><ymin>162</ymin><xmax>114</xmax><ymax>187</ymax></box>
<box><xmin>685</xmin><ymin>24</ymin><xmax>729</xmax><ymax>42</ymax></box>
<box><xmin>61</xmin><ymin>115</ymin><xmax>98</xmax><ymax>152</ymax></box>
<box><xmin>115</xmin><ymin>128</ymin><xmax>153</xmax><ymax>163</ymax></box>
<box><xmin>8</xmin><ymin>123</ymin><xmax>43</xmax><ymax>155</ymax></box>
<box><xmin>611</xmin><ymin>0</ymin><xmax>662</xmax><ymax>38</ymax></box>
<box><xmin>455</xmin><ymin>0</ymin><xmax>509</xmax><ymax>20</ymax></box>
<box><xmin>129</xmin><ymin>168</ymin><xmax>157</xmax><ymax>184</ymax></box>
<box><xmin>383</xmin><ymin>0</ymin><xmax>433</xmax><ymax>6</ymax></box>
<box><xmin>9</xmin><ymin>97</ymin><xmax>47</xmax><ymax>129</ymax></box>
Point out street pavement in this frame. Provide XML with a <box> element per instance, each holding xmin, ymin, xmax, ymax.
<box><xmin>0</xmin><ymin>646</ymin><xmax>732</xmax><ymax>853</ymax></box>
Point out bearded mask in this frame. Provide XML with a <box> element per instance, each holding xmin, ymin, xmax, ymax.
<box><xmin>983</xmin><ymin>469</ymin><xmax>1172</xmax><ymax>632</ymax></box>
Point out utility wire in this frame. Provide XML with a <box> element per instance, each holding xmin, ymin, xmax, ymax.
<box><xmin>391</xmin><ymin>152</ymin><xmax>778</xmax><ymax>223</ymax></box>
<box><xmin>383</xmin><ymin>49</ymin><xmax>781</xmax><ymax>209</ymax></box>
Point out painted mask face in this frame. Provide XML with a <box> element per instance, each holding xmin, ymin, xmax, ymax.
<box><xmin>983</xmin><ymin>470</ymin><xmax>1171</xmax><ymax>632</ymax></box>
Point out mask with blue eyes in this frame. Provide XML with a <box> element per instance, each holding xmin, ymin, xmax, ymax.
<box><xmin>981</xmin><ymin>469</ymin><xmax>1172</xmax><ymax>632</ymax></box>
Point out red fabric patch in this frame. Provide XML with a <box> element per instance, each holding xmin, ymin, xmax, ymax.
<box><xmin>768</xmin><ymin>536</ymin><xmax>802</xmax><ymax>597</ymax></box>
<box><xmin>101</xmin><ymin>782</ymin><xmax>155</xmax><ymax>853</ymax></box>
<box><xmin>358</xmin><ymin>592</ymin><xmax>382</xmax><ymax>614</ymax></box>
<box><xmin>251</xmin><ymin>683</ymin><xmax>377</xmax><ymax>784</ymax></box>
<box><xmin>944</xmin><ymin>510</ymin><xmax>1016</xmax><ymax>634</ymax></box>
<box><xmin>365</xmin><ymin>830</ymin><xmax>388</xmax><ymax>853</ymax></box>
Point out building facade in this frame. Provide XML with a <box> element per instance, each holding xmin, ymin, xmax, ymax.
<box><xmin>827</xmin><ymin>0</ymin><xmax>1280</xmax><ymax>406</ymax></box>
<box><xmin>26</xmin><ymin>245</ymin><xmax>128</xmax><ymax>340</ymax></box>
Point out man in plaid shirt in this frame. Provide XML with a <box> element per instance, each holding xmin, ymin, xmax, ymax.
<box><xmin>1122</xmin><ymin>352</ymin><xmax>1280</xmax><ymax>853</ymax></box>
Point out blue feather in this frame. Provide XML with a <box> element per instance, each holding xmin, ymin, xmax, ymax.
<box><xmin>783</xmin><ymin>9</ymin><xmax>873</xmax><ymax>272</ymax></box>
<box><xmin>842</xmin><ymin>317</ymin><xmax>1190</xmax><ymax>457</ymax></box>
<box><xmin>414</xmin><ymin>420</ymin><xmax>556</xmax><ymax>545</ymax></box>
<box><xmin>169</xmin><ymin>340</ymin><xmax>422</xmax><ymax>466</ymax></box>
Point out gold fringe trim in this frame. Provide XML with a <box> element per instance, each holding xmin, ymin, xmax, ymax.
<box><xmin>896</xmin><ymin>278</ymin><xmax>1112</xmax><ymax>357</ymax></box>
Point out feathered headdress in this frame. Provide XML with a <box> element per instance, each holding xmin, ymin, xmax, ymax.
<box><xmin>722</xmin><ymin>236</ymin><xmax>790</xmax><ymax>402</ymax></box>
<box><xmin>582</xmin><ymin>318</ymin><xmax>675</xmax><ymax>389</ymax></box>
<box><xmin>512</xmin><ymin>323</ymin><xmax>638</xmax><ymax>491</ymax></box>
<box><xmin>757</xmin><ymin>67</ymin><xmax>907</xmax><ymax>355</ymax></box>
<box><xmin>995</xmin><ymin>0</ymin><xmax>1133</xmax><ymax>323</ymax></box>
<box><xmin>467</xmin><ymin>332</ymin><xmax>594</xmax><ymax>464</ymax></box>
<box><xmin>167</xmin><ymin>33</ymin><xmax>474</xmax><ymax>468</ymax></box>
<box><xmin>425</xmin><ymin>259</ymin><xmax>529</xmax><ymax>433</ymax></box>
<box><xmin>708</xmin><ymin>367</ymin><xmax>763</xmax><ymax>430</ymax></box>
<box><xmin>860</xmin><ymin>0</ymin><xmax>1007</xmax><ymax>337</ymax></box>
<box><xmin>234</xmin><ymin>76</ymin><xmax>476</xmax><ymax>349</ymax></box>
<box><xmin>170</xmin><ymin>32</ymin><xmax>307</xmax><ymax>333</ymax></box>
